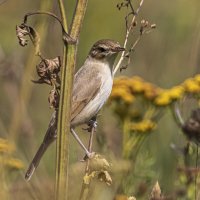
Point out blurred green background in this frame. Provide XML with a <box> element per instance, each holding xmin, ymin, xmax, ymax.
<box><xmin>0</xmin><ymin>0</ymin><xmax>200</xmax><ymax>199</ymax></box>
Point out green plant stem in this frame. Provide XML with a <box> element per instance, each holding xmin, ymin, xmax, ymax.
<box><xmin>55</xmin><ymin>0</ymin><xmax>88</xmax><ymax>199</ymax></box>
<box><xmin>79</xmin><ymin>127</ymin><xmax>95</xmax><ymax>200</ymax></box>
<box><xmin>58</xmin><ymin>0</ymin><xmax>68</xmax><ymax>30</ymax></box>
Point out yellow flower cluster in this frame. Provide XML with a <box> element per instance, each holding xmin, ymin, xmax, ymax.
<box><xmin>110</xmin><ymin>74</ymin><xmax>200</xmax><ymax>107</ymax></box>
<box><xmin>155</xmin><ymin>74</ymin><xmax>200</xmax><ymax>106</ymax></box>
<box><xmin>154</xmin><ymin>86</ymin><xmax>184</xmax><ymax>106</ymax></box>
<box><xmin>0</xmin><ymin>138</ymin><xmax>24</xmax><ymax>170</ymax></box>
<box><xmin>0</xmin><ymin>138</ymin><xmax>15</xmax><ymax>153</ymax></box>
<box><xmin>110</xmin><ymin>76</ymin><xmax>161</xmax><ymax>104</ymax></box>
<box><xmin>130</xmin><ymin>119</ymin><xmax>157</xmax><ymax>133</ymax></box>
<box><xmin>0</xmin><ymin>157</ymin><xmax>24</xmax><ymax>170</ymax></box>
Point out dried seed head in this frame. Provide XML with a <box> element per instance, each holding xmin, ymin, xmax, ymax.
<box><xmin>33</xmin><ymin>57</ymin><xmax>61</xmax><ymax>85</ymax></box>
<box><xmin>97</xmin><ymin>171</ymin><xmax>112</xmax><ymax>186</ymax></box>
<box><xmin>151</xmin><ymin>24</ymin><xmax>156</xmax><ymax>29</ymax></box>
<box><xmin>116</xmin><ymin>1</ymin><xmax>129</xmax><ymax>10</ymax></box>
<box><xmin>182</xmin><ymin>108</ymin><xmax>200</xmax><ymax>144</ymax></box>
<box><xmin>141</xmin><ymin>19</ymin><xmax>149</xmax><ymax>27</ymax></box>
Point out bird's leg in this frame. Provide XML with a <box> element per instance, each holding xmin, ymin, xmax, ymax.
<box><xmin>81</xmin><ymin>116</ymin><xmax>97</xmax><ymax>160</ymax></box>
<box><xmin>83</xmin><ymin>116</ymin><xmax>97</xmax><ymax>132</ymax></box>
<box><xmin>88</xmin><ymin>116</ymin><xmax>97</xmax><ymax>130</ymax></box>
<box><xmin>70</xmin><ymin>128</ymin><xmax>93</xmax><ymax>158</ymax></box>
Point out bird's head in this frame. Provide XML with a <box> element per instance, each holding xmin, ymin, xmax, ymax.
<box><xmin>89</xmin><ymin>39</ymin><xmax>125</xmax><ymax>65</ymax></box>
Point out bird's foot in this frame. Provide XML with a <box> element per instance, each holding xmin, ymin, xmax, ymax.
<box><xmin>83</xmin><ymin>118</ymin><xmax>97</xmax><ymax>132</ymax></box>
<box><xmin>81</xmin><ymin>152</ymin><xmax>95</xmax><ymax>161</ymax></box>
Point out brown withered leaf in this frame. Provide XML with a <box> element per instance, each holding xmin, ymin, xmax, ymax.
<box><xmin>16</xmin><ymin>24</ymin><xmax>29</xmax><ymax>46</ymax></box>
<box><xmin>48</xmin><ymin>88</ymin><xmax>59</xmax><ymax>109</ymax></box>
<box><xmin>16</xmin><ymin>23</ymin><xmax>41</xmax><ymax>55</ymax></box>
<box><xmin>32</xmin><ymin>78</ymin><xmax>51</xmax><ymax>85</ymax></box>
<box><xmin>33</xmin><ymin>57</ymin><xmax>61</xmax><ymax>85</ymax></box>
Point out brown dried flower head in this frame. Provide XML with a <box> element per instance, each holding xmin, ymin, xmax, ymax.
<box><xmin>33</xmin><ymin>57</ymin><xmax>61</xmax><ymax>85</ymax></box>
<box><xmin>182</xmin><ymin>108</ymin><xmax>200</xmax><ymax>144</ymax></box>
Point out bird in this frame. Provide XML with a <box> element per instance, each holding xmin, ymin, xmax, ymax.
<box><xmin>25</xmin><ymin>39</ymin><xmax>125</xmax><ymax>181</ymax></box>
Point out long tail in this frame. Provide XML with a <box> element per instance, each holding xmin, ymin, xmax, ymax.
<box><xmin>25</xmin><ymin>112</ymin><xmax>57</xmax><ymax>181</ymax></box>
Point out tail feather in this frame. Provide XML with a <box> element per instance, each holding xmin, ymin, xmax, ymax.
<box><xmin>25</xmin><ymin>112</ymin><xmax>57</xmax><ymax>181</ymax></box>
<box><xmin>25</xmin><ymin>141</ymin><xmax>51</xmax><ymax>181</ymax></box>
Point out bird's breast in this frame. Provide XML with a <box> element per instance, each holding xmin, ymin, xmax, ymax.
<box><xmin>72</xmin><ymin>63</ymin><xmax>113</xmax><ymax>126</ymax></box>
<box><xmin>85</xmin><ymin>64</ymin><xmax>113</xmax><ymax>117</ymax></box>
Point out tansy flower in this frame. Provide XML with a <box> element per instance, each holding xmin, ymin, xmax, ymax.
<box><xmin>167</xmin><ymin>86</ymin><xmax>184</xmax><ymax>100</ymax></box>
<box><xmin>143</xmin><ymin>83</ymin><xmax>161</xmax><ymax>100</ymax></box>
<box><xmin>129</xmin><ymin>76</ymin><xmax>145</xmax><ymax>93</ymax></box>
<box><xmin>110</xmin><ymin>87</ymin><xmax>135</xmax><ymax>104</ymax></box>
<box><xmin>194</xmin><ymin>74</ymin><xmax>200</xmax><ymax>83</ymax></box>
<box><xmin>113</xmin><ymin>77</ymin><xmax>129</xmax><ymax>87</ymax></box>
<box><xmin>183</xmin><ymin>78</ymin><xmax>200</xmax><ymax>93</ymax></box>
<box><xmin>0</xmin><ymin>157</ymin><xmax>24</xmax><ymax>170</ymax></box>
<box><xmin>130</xmin><ymin>119</ymin><xmax>157</xmax><ymax>133</ymax></box>
<box><xmin>154</xmin><ymin>91</ymin><xmax>172</xmax><ymax>106</ymax></box>
<box><xmin>0</xmin><ymin>138</ymin><xmax>15</xmax><ymax>154</ymax></box>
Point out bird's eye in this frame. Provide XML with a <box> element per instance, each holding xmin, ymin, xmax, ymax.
<box><xmin>98</xmin><ymin>47</ymin><xmax>107</xmax><ymax>52</ymax></box>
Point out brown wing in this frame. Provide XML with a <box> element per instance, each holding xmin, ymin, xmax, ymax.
<box><xmin>71</xmin><ymin>65</ymin><xmax>102</xmax><ymax>121</ymax></box>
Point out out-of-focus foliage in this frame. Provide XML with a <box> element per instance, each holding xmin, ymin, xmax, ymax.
<box><xmin>1</xmin><ymin>0</ymin><xmax>200</xmax><ymax>199</ymax></box>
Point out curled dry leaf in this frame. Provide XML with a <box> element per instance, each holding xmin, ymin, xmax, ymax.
<box><xmin>48</xmin><ymin>88</ymin><xmax>59</xmax><ymax>109</ymax></box>
<box><xmin>16</xmin><ymin>24</ymin><xmax>29</xmax><ymax>46</ymax></box>
<box><xmin>16</xmin><ymin>24</ymin><xmax>40</xmax><ymax>55</ymax></box>
<box><xmin>33</xmin><ymin>57</ymin><xmax>61</xmax><ymax>85</ymax></box>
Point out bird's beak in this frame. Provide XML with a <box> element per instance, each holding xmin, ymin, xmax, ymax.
<box><xmin>113</xmin><ymin>47</ymin><xmax>126</xmax><ymax>52</ymax></box>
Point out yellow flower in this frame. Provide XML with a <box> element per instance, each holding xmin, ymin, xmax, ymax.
<box><xmin>3</xmin><ymin>158</ymin><xmax>24</xmax><ymax>170</ymax></box>
<box><xmin>183</xmin><ymin>78</ymin><xmax>200</xmax><ymax>93</ymax></box>
<box><xmin>114</xmin><ymin>195</ymin><xmax>128</xmax><ymax>200</ymax></box>
<box><xmin>0</xmin><ymin>138</ymin><xmax>15</xmax><ymax>153</ymax></box>
<box><xmin>143</xmin><ymin>83</ymin><xmax>161</xmax><ymax>100</ymax></box>
<box><xmin>154</xmin><ymin>91</ymin><xmax>172</xmax><ymax>106</ymax></box>
<box><xmin>113</xmin><ymin>77</ymin><xmax>129</xmax><ymax>88</ymax></box>
<box><xmin>129</xmin><ymin>76</ymin><xmax>145</xmax><ymax>93</ymax></box>
<box><xmin>110</xmin><ymin>86</ymin><xmax>135</xmax><ymax>104</ymax></box>
<box><xmin>194</xmin><ymin>74</ymin><xmax>200</xmax><ymax>83</ymax></box>
<box><xmin>130</xmin><ymin>119</ymin><xmax>157</xmax><ymax>133</ymax></box>
<box><xmin>167</xmin><ymin>86</ymin><xmax>184</xmax><ymax>100</ymax></box>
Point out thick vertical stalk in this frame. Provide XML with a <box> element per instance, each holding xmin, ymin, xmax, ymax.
<box><xmin>55</xmin><ymin>0</ymin><xmax>88</xmax><ymax>199</ymax></box>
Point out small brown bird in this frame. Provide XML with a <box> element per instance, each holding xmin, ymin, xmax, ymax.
<box><xmin>25</xmin><ymin>39</ymin><xmax>125</xmax><ymax>180</ymax></box>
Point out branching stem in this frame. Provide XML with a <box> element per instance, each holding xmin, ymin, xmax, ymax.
<box><xmin>79</xmin><ymin>125</ymin><xmax>95</xmax><ymax>200</ymax></box>
<box><xmin>113</xmin><ymin>0</ymin><xmax>145</xmax><ymax>75</ymax></box>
